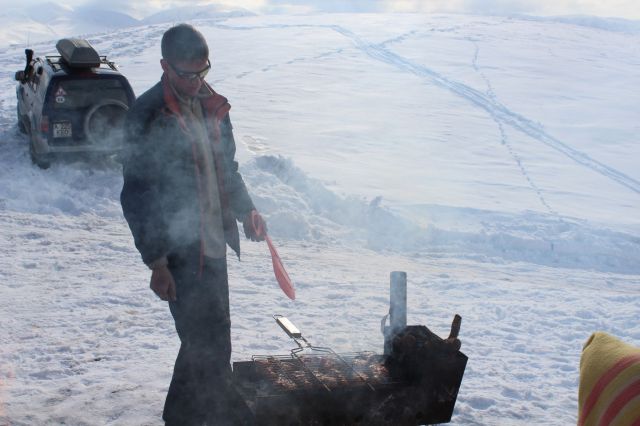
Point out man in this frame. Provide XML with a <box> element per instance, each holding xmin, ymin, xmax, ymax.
<box><xmin>120</xmin><ymin>24</ymin><xmax>265</xmax><ymax>425</ymax></box>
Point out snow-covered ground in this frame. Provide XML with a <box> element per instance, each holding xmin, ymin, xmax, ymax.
<box><xmin>0</xmin><ymin>11</ymin><xmax>639</xmax><ymax>425</ymax></box>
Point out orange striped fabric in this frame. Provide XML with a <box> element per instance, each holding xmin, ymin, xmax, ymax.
<box><xmin>578</xmin><ymin>332</ymin><xmax>640</xmax><ymax>426</ymax></box>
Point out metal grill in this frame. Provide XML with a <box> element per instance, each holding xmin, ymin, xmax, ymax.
<box><xmin>232</xmin><ymin>312</ymin><xmax>467</xmax><ymax>425</ymax></box>
<box><xmin>252</xmin><ymin>355</ymin><xmax>326</xmax><ymax>393</ymax></box>
<box><xmin>251</xmin><ymin>351</ymin><xmax>378</xmax><ymax>394</ymax></box>
<box><xmin>296</xmin><ymin>353</ymin><xmax>374</xmax><ymax>391</ymax></box>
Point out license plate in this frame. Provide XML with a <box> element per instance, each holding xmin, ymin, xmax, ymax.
<box><xmin>53</xmin><ymin>122</ymin><xmax>72</xmax><ymax>138</ymax></box>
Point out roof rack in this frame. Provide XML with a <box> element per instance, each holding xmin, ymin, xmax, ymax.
<box><xmin>45</xmin><ymin>55</ymin><xmax>119</xmax><ymax>72</ymax></box>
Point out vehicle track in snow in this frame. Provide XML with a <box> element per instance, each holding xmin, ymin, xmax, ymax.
<box><xmin>206</xmin><ymin>21</ymin><xmax>640</xmax><ymax>195</ymax></box>
<box><xmin>327</xmin><ymin>25</ymin><xmax>640</xmax><ymax>196</ymax></box>
<box><xmin>378</xmin><ymin>30</ymin><xmax>419</xmax><ymax>48</ymax></box>
<box><xmin>471</xmin><ymin>41</ymin><xmax>559</xmax><ymax>218</ymax></box>
<box><xmin>228</xmin><ymin>47</ymin><xmax>345</xmax><ymax>83</ymax></box>
<box><xmin>88</xmin><ymin>25</ymin><xmax>168</xmax><ymax>60</ymax></box>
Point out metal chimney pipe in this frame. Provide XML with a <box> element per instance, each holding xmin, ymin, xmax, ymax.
<box><xmin>390</xmin><ymin>271</ymin><xmax>407</xmax><ymax>333</ymax></box>
<box><xmin>383</xmin><ymin>271</ymin><xmax>407</xmax><ymax>355</ymax></box>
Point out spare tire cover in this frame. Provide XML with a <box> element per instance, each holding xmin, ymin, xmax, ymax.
<box><xmin>84</xmin><ymin>100</ymin><xmax>129</xmax><ymax>146</ymax></box>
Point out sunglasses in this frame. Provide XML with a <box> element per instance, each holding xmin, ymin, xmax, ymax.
<box><xmin>169</xmin><ymin>59</ymin><xmax>211</xmax><ymax>81</ymax></box>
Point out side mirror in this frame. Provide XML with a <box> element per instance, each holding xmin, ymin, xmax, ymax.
<box><xmin>15</xmin><ymin>70</ymin><xmax>25</xmax><ymax>82</ymax></box>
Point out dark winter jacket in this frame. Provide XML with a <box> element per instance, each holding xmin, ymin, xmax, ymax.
<box><xmin>120</xmin><ymin>75</ymin><xmax>255</xmax><ymax>266</ymax></box>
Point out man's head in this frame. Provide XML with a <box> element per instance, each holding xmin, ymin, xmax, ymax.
<box><xmin>160</xmin><ymin>24</ymin><xmax>211</xmax><ymax>98</ymax></box>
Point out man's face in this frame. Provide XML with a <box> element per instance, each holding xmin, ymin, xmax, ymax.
<box><xmin>161</xmin><ymin>57</ymin><xmax>210</xmax><ymax>98</ymax></box>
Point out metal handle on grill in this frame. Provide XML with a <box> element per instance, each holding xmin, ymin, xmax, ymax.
<box><xmin>273</xmin><ymin>315</ymin><xmax>317</xmax><ymax>351</ymax></box>
<box><xmin>274</xmin><ymin>315</ymin><xmax>302</xmax><ymax>338</ymax></box>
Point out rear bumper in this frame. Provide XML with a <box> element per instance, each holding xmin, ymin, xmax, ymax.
<box><xmin>33</xmin><ymin>134</ymin><xmax>121</xmax><ymax>154</ymax></box>
<box><xmin>47</xmin><ymin>144</ymin><xmax>122</xmax><ymax>154</ymax></box>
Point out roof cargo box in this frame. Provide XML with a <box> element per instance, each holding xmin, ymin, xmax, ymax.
<box><xmin>56</xmin><ymin>38</ymin><xmax>100</xmax><ymax>68</ymax></box>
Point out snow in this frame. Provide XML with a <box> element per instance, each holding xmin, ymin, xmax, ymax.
<box><xmin>141</xmin><ymin>5</ymin><xmax>255</xmax><ymax>25</ymax></box>
<box><xmin>0</xmin><ymin>10</ymin><xmax>639</xmax><ymax>426</ymax></box>
<box><xmin>0</xmin><ymin>3</ymin><xmax>136</xmax><ymax>45</ymax></box>
<box><xmin>0</xmin><ymin>3</ymin><xmax>253</xmax><ymax>45</ymax></box>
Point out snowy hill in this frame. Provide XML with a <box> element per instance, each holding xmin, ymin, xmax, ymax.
<box><xmin>0</xmin><ymin>3</ymin><xmax>139</xmax><ymax>45</ymax></box>
<box><xmin>0</xmin><ymin>3</ymin><xmax>254</xmax><ymax>45</ymax></box>
<box><xmin>142</xmin><ymin>5</ymin><xmax>255</xmax><ymax>25</ymax></box>
<box><xmin>516</xmin><ymin>14</ymin><xmax>640</xmax><ymax>33</ymax></box>
<box><xmin>0</xmin><ymin>11</ymin><xmax>639</xmax><ymax>426</ymax></box>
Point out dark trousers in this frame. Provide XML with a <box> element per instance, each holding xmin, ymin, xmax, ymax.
<box><xmin>162</xmin><ymin>251</ymin><xmax>249</xmax><ymax>426</ymax></box>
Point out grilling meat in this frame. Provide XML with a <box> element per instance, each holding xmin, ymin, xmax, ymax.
<box><xmin>254</xmin><ymin>357</ymin><xmax>316</xmax><ymax>391</ymax></box>
<box><xmin>299</xmin><ymin>355</ymin><xmax>353</xmax><ymax>388</ymax></box>
<box><xmin>253</xmin><ymin>353</ymin><xmax>394</xmax><ymax>392</ymax></box>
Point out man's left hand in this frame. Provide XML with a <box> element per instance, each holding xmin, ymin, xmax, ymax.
<box><xmin>243</xmin><ymin>210</ymin><xmax>267</xmax><ymax>242</ymax></box>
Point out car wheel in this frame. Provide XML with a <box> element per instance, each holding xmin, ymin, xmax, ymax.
<box><xmin>29</xmin><ymin>133</ymin><xmax>50</xmax><ymax>169</ymax></box>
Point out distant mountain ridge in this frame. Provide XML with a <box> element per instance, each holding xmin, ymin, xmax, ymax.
<box><xmin>0</xmin><ymin>3</ymin><xmax>138</xmax><ymax>45</ymax></box>
<box><xmin>513</xmin><ymin>13</ymin><xmax>640</xmax><ymax>33</ymax></box>
<box><xmin>142</xmin><ymin>5</ymin><xmax>254</xmax><ymax>25</ymax></box>
<box><xmin>0</xmin><ymin>2</ymin><xmax>253</xmax><ymax>46</ymax></box>
<box><xmin>2</xmin><ymin>3</ymin><xmax>637</xmax><ymax>47</ymax></box>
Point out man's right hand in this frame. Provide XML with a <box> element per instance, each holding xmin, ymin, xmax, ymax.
<box><xmin>150</xmin><ymin>265</ymin><xmax>177</xmax><ymax>301</ymax></box>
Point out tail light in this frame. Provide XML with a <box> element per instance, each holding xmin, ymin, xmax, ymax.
<box><xmin>40</xmin><ymin>115</ymin><xmax>49</xmax><ymax>134</ymax></box>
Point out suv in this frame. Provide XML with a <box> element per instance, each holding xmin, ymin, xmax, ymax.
<box><xmin>15</xmin><ymin>38</ymin><xmax>135</xmax><ymax>168</ymax></box>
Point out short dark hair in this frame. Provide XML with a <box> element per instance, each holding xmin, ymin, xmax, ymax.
<box><xmin>161</xmin><ymin>24</ymin><xmax>209</xmax><ymax>63</ymax></box>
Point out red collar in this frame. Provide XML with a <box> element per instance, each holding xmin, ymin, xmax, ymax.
<box><xmin>161</xmin><ymin>73</ymin><xmax>231</xmax><ymax>121</ymax></box>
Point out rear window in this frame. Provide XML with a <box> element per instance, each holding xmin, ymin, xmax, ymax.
<box><xmin>50</xmin><ymin>78</ymin><xmax>128</xmax><ymax>109</ymax></box>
